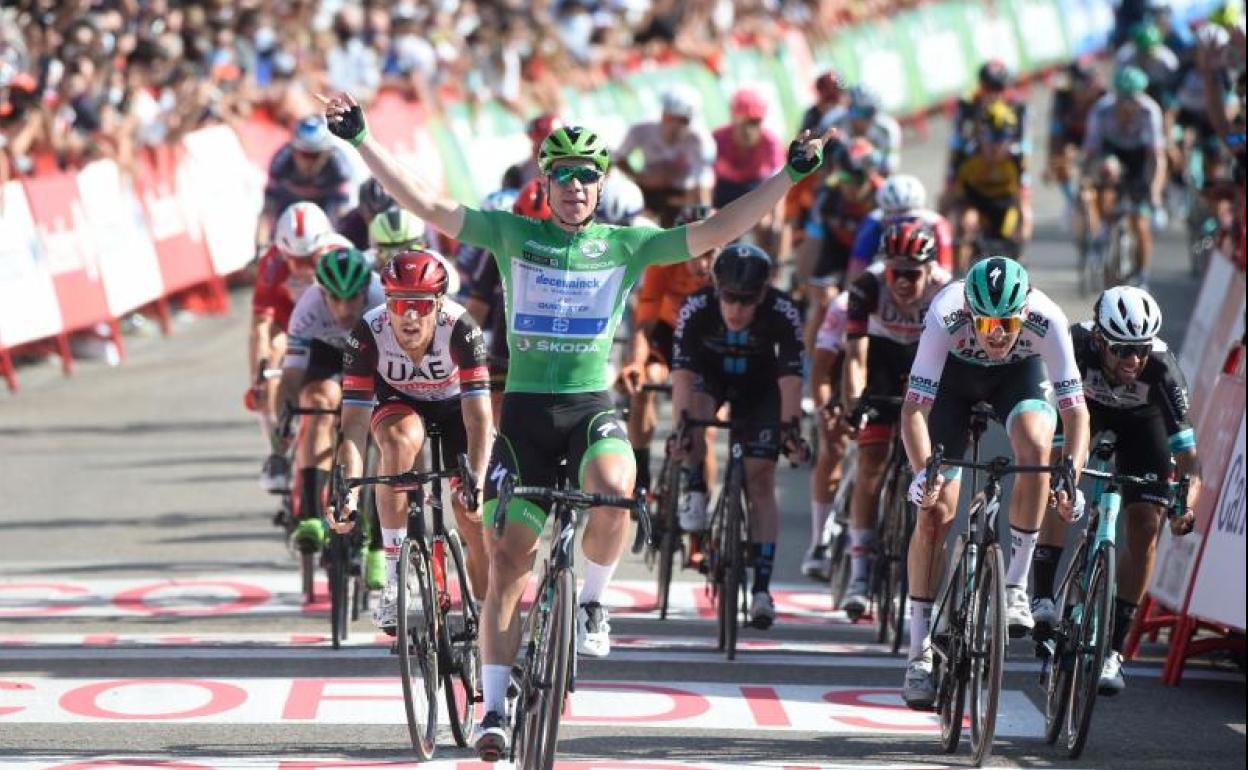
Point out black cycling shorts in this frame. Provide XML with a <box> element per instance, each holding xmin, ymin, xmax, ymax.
<box><xmin>928</xmin><ymin>355</ymin><xmax>1055</xmax><ymax>462</ymax></box>
<box><xmin>858</xmin><ymin>337</ymin><xmax>915</xmax><ymax>444</ymax></box>
<box><xmin>303</xmin><ymin>340</ymin><xmax>344</xmax><ymax>384</ymax></box>
<box><xmin>1101</xmin><ymin>145</ymin><xmax>1152</xmax><ymax>211</ymax></box>
<box><xmin>811</xmin><ymin>237</ymin><xmax>850</xmax><ymax>289</ymax></box>
<box><xmin>964</xmin><ymin>188</ymin><xmax>1021</xmax><ymax>240</ymax></box>
<box><xmin>1057</xmin><ymin>403</ymin><xmax>1173</xmax><ymax>506</ymax></box>
<box><xmin>372</xmin><ymin>380</ymin><xmax>470</xmax><ymax>472</ymax></box>
<box><xmin>645</xmin><ymin>321</ymin><xmax>675</xmax><ymax>367</ymax></box>
<box><xmin>484</xmin><ymin>392</ymin><xmax>631</xmax><ymax>536</ymax></box>
<box><xmin>693</xmin><ymin>374</ymin><xmax>782</xmax><ymax>460</ymax></box>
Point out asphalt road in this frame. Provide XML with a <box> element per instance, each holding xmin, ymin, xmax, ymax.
<box><xmin>0</xmin><ymin>81</ymin><xmax>1243</xmax><ymax>770</ymax></box>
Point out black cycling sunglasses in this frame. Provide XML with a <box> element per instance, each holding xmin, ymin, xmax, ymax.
<box><xmin>1106</xmin><ymin>340</ymin><xmax>1151</xmax><ymax>359</ymax></box>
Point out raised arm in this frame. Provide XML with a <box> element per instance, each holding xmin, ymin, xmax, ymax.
<box><xmin>321</xmin><ymin>92</ymin><xmax>467</xmax><ymax>238</ymax></box>
<box><xmin>686</xmin><ymin>127</ymin><xmax>838</xmax><ymax>256</ymax></box>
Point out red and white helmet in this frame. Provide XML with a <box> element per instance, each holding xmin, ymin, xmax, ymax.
<box><xmin>382</xmin><ymin>249</ymin><xmax>459</xmax><ymax>296</ymax></box>
<box><xmin>275</xmin><ymin>202</ymin><xmax>332</xmax><ymax>259</ymax></box>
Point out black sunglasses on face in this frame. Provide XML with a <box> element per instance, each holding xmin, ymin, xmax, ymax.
<box><xmin>1106</xmin><ymin>340</ymin><xmax>1151</xmax><ymax>359</ymax></box>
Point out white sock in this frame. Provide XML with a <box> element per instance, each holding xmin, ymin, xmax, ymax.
<box><xmin>579</xmin><ymin>557</ymin><xmax>617</xmax><ymax>605</ymax></box>
<box><xmin>849</xmin><ymin>528</ymin><xmax>875</xmax><ymax>583</ymax></box>
<box><xmin>482</xmin><ymin>663</ymin><xmax>511</xmax><ymax>716</ymax></box>
<box><xmin>382</xmin><ymin>528</ymin><xmax>405</xmax><ymax>586</ymax></box>
<box><xmin>908</xmin><ymin>599</ymin><xmax>933</xmax><ymax>661</ymax></box>
<box><xmin>1006</xmin><ymin>527</ymin><xmax>1039</xmax><ymax>588</ymax></box>
<box><xmin>810</xmin><ymin>501</ymin><xmax>832</xmax><ymax>546</ymax></box>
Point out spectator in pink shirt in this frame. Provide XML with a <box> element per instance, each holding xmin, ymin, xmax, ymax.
<box><xmin>712</xmin><ymin>87</ymin><xmax>785</xmax><ymax>208</ymax></box>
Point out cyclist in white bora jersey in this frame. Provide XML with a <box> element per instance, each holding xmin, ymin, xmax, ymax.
<box><xmin>321</xmin><ymin>90</ymin><xmax>840</xmax><ymax>762</ymax></box>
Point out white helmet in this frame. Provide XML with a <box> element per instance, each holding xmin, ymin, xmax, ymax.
<box><xmin>311</xmin><ymin>232</ymin><xmax>354</xmax><ymax>257</ymax></box>
<box><xmin>275</xmin><ymin>201</ymin><xmax>333</xmax><ymax>258</ymax></box>
<box><xmin>480</xmin><ymin>188</ymin><xmax>519</xmax><ymax>213</ymax></box>
<box><xmin>659</xmin><ymin>86</ymin><xmax>698</xmax><ymax>120</ymax></box>
<box><xmin>598</xmin><ymin>175</ymin><xmax>645</xmax><ymax>225</ymax></box>
<box><xmin>291</xmin><ymin>114</ymin><xmax>334</xmax><ymax>153</ymax></box>
<box><xmin>876</xmin><ymin>174</ymin><xmax>927</xmax><ymax>213</ymax></box>
<box><xmin>1095</xmin><ymin>286</ymin><xmax>1163</xmax><ymax>342</ymax></box>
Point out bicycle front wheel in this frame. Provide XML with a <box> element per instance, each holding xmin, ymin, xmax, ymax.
<box><xmin>935</xmin><ymin>542</ymin><xmax>967</xmax><ymax>754</ymax></box>
<box><xmin>718</xmin><ymin>466</ymin><xmax>745</xmax><ymax>661</ymax></box>
<box><xmin>441</xmin><ymin>531</ymin><xmax>480</xmax><ymax>748</ymax></box>
<box><xmin>969</xmin><ymin>543</ymin><xmax>1006</xmax><ymax>767</ymax></box>
<box><xmin>397</xmin><ymin>538</ymin><xmax>439</xmax><ymax>760</ymax></box>
<box><xmin>1044</xmin><ymin>537</ymin><xmax>1087</xmax><ymax>745</ymax></box>
<box><xmin>520</xmin><ymin>567</ymin><xmax>575</xmax><ymax>770</ymax></box>
<box><xmin>327</xmin><ymin>533</ymin><xmax>351</xmax><ymax>649</ymax></box>
<box><xmin>1066</xmin><ymin>544</ymin><xmax>1115</xmax><ymax>759</ymax></box>
<box><xmin>656</xmin><ymin>458</ymin><xmax>681</xmax><ymax>620</ymax></box>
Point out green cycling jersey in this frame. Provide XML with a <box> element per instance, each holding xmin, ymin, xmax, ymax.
<box><xmin>458</xmin><ymin>208</ymin><xmax>691</xmax><ymax>393</ymax></box>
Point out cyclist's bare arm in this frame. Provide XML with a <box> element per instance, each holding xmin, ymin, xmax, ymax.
<box><xmin>461</xmin><ymin>395</ymin><xmax>493</xmax><ymax>504</ymax></box>
<box><xmin>272</xmin><ymin>366</ymin><xmax>302</xmax><ymax>423</ymax></box>
<box><xmin>1148</xmin><ymin>146</ymin><xmax>1167</xmax><ymax>203</ymax></box>
<box><xmin>1057</xmin><ymin>402</ymin><xmax>1091</xmax><ymax>485</ymax></box>
<box><xmin>810</xmin><ymin>347</ymin><xmax>838</xmax><ymax>408</ymax></box>
<box><xmin>670</xmin><ymin>369</ymin><xmax>698</xmax><ymax>426</ymax></box>
<box><xmin>686</xmin><ymin>127</ymin><xmax>835</xmax><ymax>256</ymax></box>
<box><xmin>841</xmin><ymin>337</ymin><xmax>869</xmax><ymax>407</ymax></box>
<box><xmin>249</xmin><ymin>315</ymin><xmax>273</xmax><ymax>382</ymax></box>
<box><xmin>336</xmin><ymin>404</ymin><xmax>371</xmax><ymax>485</ymax></box>
<box><xmin>1174</xmin><ymin>448</ymin><xmax>1203</xmax><ymax>513</ymax></box>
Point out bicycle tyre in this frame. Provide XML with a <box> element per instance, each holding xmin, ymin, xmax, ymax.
<box><xmin>328</xmin><ymin>533</ymin><xmax>350</xmax><ymax>649</ymax></box>
<box><xmin>522</xmin><ymin>568</ymin><xmax>575</xmax><ymax>770</ymax></box>
<box><xmin>969</xmin><ymin>543</ymin><xmax>1006</xmax><ymax>767</ymax></box>
<box><xmin>397</xmin><ymin>538</ymin><xmax>439</xmax><ymax>760</ymax></box>
<box><xmin>935</xmin><ymin>544</ymin><xmax>967</xmax><ymax>754</ymax></box>
<box><xmin>890</xmin><ymin>494</ymin><xmax>913</xmax><ymax>656</ymax></box>
<box><xmin>719</xmin><ymin>463</ymin><xmax>744</xmax><ymax>661</ymax></box>
<box><xmin>657</xmin><ymin>458</ymin><xmax>681</xmax><ymax>620</ymax></box>
<box><xmin>1044</xmin><ymin>537</ymin><xmax>1086</xmax><ymax>745</ymax></box>
<box><xmin>300</xmin><ymin>551</ymin><xmax>316</xmax><ymax>606</ymax></box>
<box><xmin>1066</xmin><ymin>544</ymin><xmax>1115</xmax><ymax>759</ymax></box>
<box><xmin>442</xmin><ymin>531</ymin><xmax>480</xmax><ymax>748</ymax></box>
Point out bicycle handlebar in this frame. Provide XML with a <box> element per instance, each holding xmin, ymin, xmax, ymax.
<box><xmin>1080</xmin><ymin>467</ymin><xmax>1191</xmax><ymax>519</ymax></box>
<box><xmin>335</xmin><ymin>456</ymin><xmax>478</xmax><ymax>511</ymax></box>
<box><xmin>493</xmin><ymin>472</ymin><xmax>653</xmax><ymax>548</ymax></box>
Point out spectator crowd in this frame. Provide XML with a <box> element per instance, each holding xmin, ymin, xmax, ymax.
<box><xmin>0</xmin><ymin>0</ymin><xmax>932</xmax><ymax>187</ymax></box>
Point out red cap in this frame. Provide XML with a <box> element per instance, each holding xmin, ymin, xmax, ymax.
<box><xmin>730</xmin><ymin>88</ymin><xmax>767</xmax><ymax>121</ymax></box>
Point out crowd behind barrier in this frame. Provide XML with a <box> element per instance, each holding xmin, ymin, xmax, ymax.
<box><xmin>0</xmin><ymin>0</ymin><xmax>1242</xmax><ymax>684</ymax></box>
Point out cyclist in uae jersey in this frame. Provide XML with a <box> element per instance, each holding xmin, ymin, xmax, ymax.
<box><xmin>898</xmin><ymin>257</ymin><xmax>1090</xmax><ymax>710</ymax></box>
<box><xmin>838</xmin><ymin>224</ymin><xmax>951</xmax><ymax>620</ymax></box>
<box><xmin>1032</xmin><ymin>287</ymin><xmax>1201</xmax><ymax>694</ymax></box>
<box><xmin>332</xmin><ymin>251</ymin><xmax>493</xmax><ymax>633</ymax></box>
<box><xmin>323</xmin><ymin>90</ymin><xmax>836</xmax><ymax>762</ymax></box>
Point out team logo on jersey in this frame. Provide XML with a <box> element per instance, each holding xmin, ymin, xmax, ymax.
<box><xmin>579</xmin><ymin>240</ymin><xmax>608</xmax><ymax>260</ymax></box>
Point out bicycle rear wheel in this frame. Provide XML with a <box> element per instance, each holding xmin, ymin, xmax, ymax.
<box><xmin>969</xmin><ymin>543</ymin><xmax>1006</xmax><ymax>767</ymax></box>
<box><xmin>1066</xmin><ymin>544</ymin><xmax>1115</xmax><ymax>759</ymax></box>
<box><xmin>935</xmin><ymin>545</ymin><xmax>967</xmax><ymax>753</ymax></box>
<box><xmin>441</xmin><ymin>531</ymin><xmax>481</xmax><ymax>748</ymax></box>
<box><xmin>397</xmin><ymin>538</ymin><xmax>439</xmax><ymax>760</ymax></box>
<box><xmin>520</xmin><ymin>568</ymin><xmax>575</xmax><ymax>770</ymax></box>
<box><xmin>656</xmin><ymin>458</ymin><xmax>681</xmax><ymax>620</ymax></box>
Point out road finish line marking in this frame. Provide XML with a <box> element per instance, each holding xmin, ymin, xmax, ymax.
<box><xmin>0</xmin><ymin>575</ymin><xmax>846</xmax><ymax>624</ymax></box>
<box><xmin>0</xmin><ymin>677</ymin><xmax>1043</xmax><ymax>737</ymax></box>
<box><xmin>0</xmin><ymin>758</ymin><xmax>1086</xmax><ymax>770</ymax></box>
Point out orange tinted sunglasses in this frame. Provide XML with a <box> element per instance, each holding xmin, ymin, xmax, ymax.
<box><xmin>972</xmin><ymin>315</ymin><xmax>1024</xmax><ymax>334</ymax></box>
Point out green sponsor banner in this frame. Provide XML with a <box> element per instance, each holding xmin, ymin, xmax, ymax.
<box><xmin>955</xmin><ymin>1</ymin><xmax>1026</xmax><ymax>76</ymax></box>
<box><xmin>440</xmin><ymin>101</ymin><xmax>530</xmax><ymax>202</ymax></box>
<box><xmin>898</xmin><ymin>3</ymin><xmax>975</xmax><ymax>106</ymax></box>
<box><xmin>816</xmin><ymin>18</ymin><xmax>925</xmax><ymax>115</ymax></box>
<box><xmin>721</xmin><ymin>47</ymin><xmax>802</xmax><ymax>134</ymax></box>
<box><xmin>425</xmin><ymin>115</ymin><xmax>477</xmax><ymax>205</ymax></box>
<box><xmin>1006</xmin><ymin>0</ymin><xmax>1072</xmax><ymax>70</ymax></box>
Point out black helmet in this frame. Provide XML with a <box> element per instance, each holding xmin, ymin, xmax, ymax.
<box><xmin>358</xmin><ymin>178</ymin><xmax>394</xmax><ymax>216</ymax></box>
<box><xmin>713</xmin><ymin>243</ymin><xmax>773</xmax><ymax>295</ymax></box>
<box><xmin>978</xmin><ymin>59</ymin><xmax>1012</xmax><ymax>92</ymax></box>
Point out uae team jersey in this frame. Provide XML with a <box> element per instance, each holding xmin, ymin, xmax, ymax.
<box><xmin>283</xmin><ymin>275</ymin><xmax>385</xmax><ymax>370</ymax></box>
<box><xmin>905</xmin><ymin>282</ymin><xmax>1084</xmax><ymax>410</ymax></box>
<box><xmin>341</xmin><ymin>298</ymin><xmax>491</xmax><ymax>406</ymax></box>
<box><xmin>456</xmin><ymin>209</ymin><xmax>691</xmax><ymax>393</ymax></box>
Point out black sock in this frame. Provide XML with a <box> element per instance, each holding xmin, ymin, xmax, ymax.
<box><xmin>1112</xmin><ymin>598</ymin><xmax>1138</xmax><ymax>653</ymax></box>
<box><xmin>299</xmin><ymin>467</ymin><xmax>330</xmax><ymax>521</ymax></box>
<box><xmin>633</xmin><ymin>447</ymin><xmax>651</xmax><ymax>492</ymax></box>
<box><xmin>1032</xmin><ymin>545</ymin><xmax>1063</xmax><ymax>600</ymax></box>
<box><xmin>752</xmin><ymin>542</ymin><xmax>776</xmax><ymax>594</ymax></box>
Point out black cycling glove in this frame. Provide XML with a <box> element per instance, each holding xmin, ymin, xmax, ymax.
<box><xmin>327</xmin><ymin>102</ymin><xmax>369</xmax><ymax>147</ymax></box>
<box><xmin>785</xmin><ymin>136</ymin><xmax>826</xmax><ymax>182</ymax></box>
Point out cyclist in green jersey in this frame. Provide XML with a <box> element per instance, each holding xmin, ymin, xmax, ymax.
<box><xmin>322</xmin><ymin>91</ymin><xmax>836</xmax><ymax>762</ymax></box>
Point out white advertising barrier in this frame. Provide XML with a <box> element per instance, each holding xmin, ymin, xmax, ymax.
<box><xmin>181</xmin><ymin>125</ymin><xmax>264</xmax><ymax>276</ymax></box>
<box><xmin>0</xmin><ymin>182</ymin><xmax>63</xmax><ymax>348</ymax></box>
<box><xmin>75</xmin><ymin>160</ymin><xmax>165</xmax><ymax>316</ymax></box>
<box><xmin>1178</xmin><ymin>251</ymin><xmax>1244</xmax><ymax>423</ymax></box>
<box><xmin>1186</xmin><ymin>413</ymin><xmax>1246</xmax><ymax>631</ymax></box>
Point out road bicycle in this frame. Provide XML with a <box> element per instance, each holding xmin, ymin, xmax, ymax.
<box><xmin>924</xmin><ymin>403</ymin><xmax>1068</xmax><ymax>767</ymax></box>
<box><xmin>335</xmin><ymin>429</ymin><xmax>480</xmax><ymax>760</ymax></box>
<box><xmin>1039</xmin><ymin>436</ymin><xmax>1190</xmax><ymax>759</ymax></box>
<box><xmin>637</xmin><ymin>383</ymin><xmax>686</xmax><ymax>619</ymax></box>
<box><xmin>493</xmin><ymin>472</ymin><xmax>650</xmax><ymax>769</ymax></box>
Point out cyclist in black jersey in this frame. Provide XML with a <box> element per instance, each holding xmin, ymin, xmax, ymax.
<box><xmin>1033</xmin><ymin>286</ymin><xmax>1201</xmax><ymax>694</ymax></box>
<box><xmin>669</xmin><ymin>243</ymin><xmax>809</xmax><ymax>630</ymax></box>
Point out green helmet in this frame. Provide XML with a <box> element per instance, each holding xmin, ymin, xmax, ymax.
<box><xmin>316</xmin><ymin>247</ymin><xmax>371</xmax><ymax>300</ymax></box>
<box><xmin>965</xmin><ymin>256</ymin><xmax>1030</xmax><ymax>318</ymax></box>
<box><xmin>538</xmin><ymin>126</ymin><xmax>611</xmax><ymax>174</ymax></box>
<box><xmin>369</xmin><ymin>208</ymin><xmax>425</xmax><ymax>249</ymax></box>
<box><xmin>1130</xmin><ymin>21</ymin><xmax>1162</xmax><ymax>50</ymax></box>
<box><xmin>1114</xmin><ymin>65</ymin><xmax>1149</xmax><ymax>95</ymax></box>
